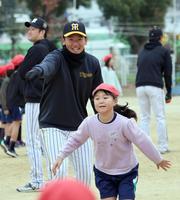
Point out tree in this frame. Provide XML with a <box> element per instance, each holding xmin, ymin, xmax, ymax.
<box><xmin>0</xmin><ymin>0</ymin><xmax>21</xmax><ymax>57</ymax></box>
<box><xmin>19</xmin><ymin>0</ymin><xmax>91</xmax><ymax>40</ymax></box>
<box><xmin>0</xmin><ymin>0</ymin><xmax>91</xmax><ymax>59</ymax></box>
<box><xmin>20</xmin><ymin>0</ymin><xmax>91</xmax><ymax>18</ymax></box>
<box><xmin>76</xmin><ymin>0</ymin><xmax>91</xmax><ymax>8</ymax></box>
<box><xmin>97</xmin><ymin>0</ymin><xmax>172</xmax><ymax>52</ymax></box>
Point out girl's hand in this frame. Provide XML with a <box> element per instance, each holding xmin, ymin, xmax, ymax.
<box><xmin>52</xmin><ymin>157</ymin><xmax>64</xmax><ymax>175</ymax></box>
<box><xmin>157</xmin><ymin>159</ymin><xmax>171</xmax><ymax>171</ymax></box>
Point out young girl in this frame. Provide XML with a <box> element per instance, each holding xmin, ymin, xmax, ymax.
<box><xmin>101</xmin><ymin>54</ymin><xmax>123</xmax><ymax>95</ymax></box>
<box><xmin>52</xmin><ymin>83</ymin><xmax>171</xmax><ymax>200</ymax></box>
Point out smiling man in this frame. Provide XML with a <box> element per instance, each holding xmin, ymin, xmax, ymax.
<box><xmin>25</xmin><ymin>21</ymin><xmax>103</xmax><ymax>185</ymax></box>
<box><xmin>16</xmin><ymin>17</ymin><xmax>56</xmax><ymax>192</ymax></box>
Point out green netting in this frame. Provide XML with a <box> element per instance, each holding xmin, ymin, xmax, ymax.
<box><xmin>0</xmin><ymin>43</ymin><xmax>32</xmax><ymax>51</ymax></box>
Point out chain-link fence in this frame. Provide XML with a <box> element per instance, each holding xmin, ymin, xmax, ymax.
<box><xmin>116</xmin><ymin>54</ymin><xmax>138</xmax><ymax>87</ymax></box>
<box><xmin>99</xmin><ymin>52</ymin><xmax>179</xmax><ymax>88</ymax></box>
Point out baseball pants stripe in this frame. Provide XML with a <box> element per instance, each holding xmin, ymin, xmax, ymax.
<box><xmin>40</xmin><ymin>128</ymin><xmax>93</xmax><ymax>185</ymax></box>
<box><xmin>25</xmin><ymin>103</ymin><xmax>43</xmax><ymax>188</ymax></box>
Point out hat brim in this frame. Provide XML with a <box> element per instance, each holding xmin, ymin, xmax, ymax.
<box><xmin>24</xmin><ymin>22</ymin><xmax>46</xmax><ymax>30</ymax></box>
<box><xmin>24</xmin><ymin>22</ymin><xmax>31</xmax><ymax>27</ymax></box>
<box><xmin>64</xmin><ymin>31</ymin><xmax>86</xmax><ymax>37</ymax></box>
<box><xmin>92</xmin><ymin>88</ymin><xmax>119</xmax><ymax>97</ymax></box>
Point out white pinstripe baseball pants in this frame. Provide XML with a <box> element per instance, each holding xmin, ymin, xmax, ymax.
<box><xmin>40</xmin><ymin>128</ymin><xmax>93</xmax><ymax>185</ymax></box>
<box><xmin>25</xmin><ymin>103</ymin><xmax>43</xmax><ymax>188</ymax></box>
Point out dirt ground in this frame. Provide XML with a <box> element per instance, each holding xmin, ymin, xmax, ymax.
<box><xmin>0</xmin><ymin>94</ymin><xmax>180</xmax><ymax>200</ymax></box>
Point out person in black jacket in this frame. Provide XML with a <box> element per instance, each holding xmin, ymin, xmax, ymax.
<box><xmin>25</xmin><ymin>21</ymin><xmax>103</xmax><ymax>186</ymax></box>
<box><xmin>16</xmin><ymin>17</ymin><xmax>57</xmax><ymax>192</ymax></box>
<box><xmin>135</xmin><ymin>26</ymin><xmax>172</xmax><ymax>154</ymax></box>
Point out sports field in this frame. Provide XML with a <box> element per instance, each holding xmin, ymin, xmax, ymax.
<box><xmin>0</xmin><ymin>94</ymin><xmax>179</xmax><ymax>200</ymax></box>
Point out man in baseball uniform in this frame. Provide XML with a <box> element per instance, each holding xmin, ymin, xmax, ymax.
<box><xmin>25</xmin><ymin>21</ymin><xmax>103</xmax><ymax>185</ymax></box>
<box><xmin>16</xmin><ymin>17</ymin><xmax>56</xmax><ymax>192</ymax></box>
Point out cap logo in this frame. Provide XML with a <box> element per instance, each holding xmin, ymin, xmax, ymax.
<box><xmin>71</xmin><ymin>23</ymin><xmax>79</xmax><ymax>31</ymax></box>
<box><xmin>43</xmin><ymin>23</ymin><xmax>47</xmax><ymax>29</ymax></box>
<box><xmin>32</xmin><ymin>18</ymin><xmax>38</xmax><ymax>23</ymax></box>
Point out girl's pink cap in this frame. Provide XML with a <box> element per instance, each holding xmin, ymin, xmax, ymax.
<box><xmin>92</xmin><ymin>83</ymin><xmax>119</xmax><ymax>97</ymax></box>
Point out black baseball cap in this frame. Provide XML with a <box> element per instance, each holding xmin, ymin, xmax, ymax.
<box><xmin>149</xmin><ymin>26</ymin><xmax>163</xmax><ymax>39</ymax></box>
<box><xmin>63</xmin><ymin>21</ymin><xmax>86</xmax><ymax>37</ymax></box>
<box><xmin>25</xmin><ymin>17</ymin><xmax>48</xmax><ymax>31</ymax></box>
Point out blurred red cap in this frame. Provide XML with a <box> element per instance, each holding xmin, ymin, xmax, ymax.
<box><xmin>103</xmin><ymin>54</ymin><xmax>113</xmax><ymax>63</ymax></box>
<box><xmin>0</xmin><ymin>62</ymin><xmax>14</xmax><ymax>76</ymax></box>
<box><xmin>38</xmin><ymin>179</ymin><xmax>96</xmax><ymax>200</ymax></box>
<box><xmin>92</xmin><ymin>83</ymin><xmax>119</xmax><ymax>97</ymax></box>
<box><xmin>11</xmin><ymin>54</ymin><xmax>24</xmax><ymax>68</ymax></box>
<box><xmin>0</xmin><ymin>54</ymin><xmax>24</xmax><ymax>76</ymax></box>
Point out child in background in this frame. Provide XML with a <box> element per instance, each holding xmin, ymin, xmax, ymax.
<box><xmin>0</xmin><ymin>69</ymin><xmax>22</xmax><ymax>157</ymax></box>
<box><xmin>101</xmin><ymin>54</ymin><xmax>123</xmax><ymax>95</ymax></box>
<box><xmin>0</xmin><ymin>76</ymin><xmax>5</xmax><ymax>143</ymax></box>
<box><xmin>52</xmin><ymin>83</ymin><xmax>171</xmax><ymax>200</ymax></box>
<box><xmin>0</xmin><ymin>54</ymin><xmax>25</xmax><ymax>157</ymax></box>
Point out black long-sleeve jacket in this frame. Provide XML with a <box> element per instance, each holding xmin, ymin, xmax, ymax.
<box><xmin>18</xmin><ymin>39</ymin><xmax>56</xmax><ymax>103</ymax></box>
<box><xmin>136</xmin><ymin>41</ymin><xmax>172</xmax><ymax>94</ymax></box>
<box><xmin>6</xmin><ymin>70</ymin><xmax>25</xmax><ymax>108</ymax></box>
<box><xmin>35</xmin><ymin>49</ymin><xmax>103</xmax><ymax>131</ymax></box>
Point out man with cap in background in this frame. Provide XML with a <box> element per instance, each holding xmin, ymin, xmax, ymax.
<box><xmin>135</xmin><ymin>26</ymin><xmax>172</xmax><ymax>154</ymax></box>
<box><xmin>25</xmin><ymin>21</ymin><xmax>103</xmax><ymax>185</ymax></box>
<box><xmin>16</xmin><ymin>17</ymin><xmax>56</xmax><ymax>192</ymax></box>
